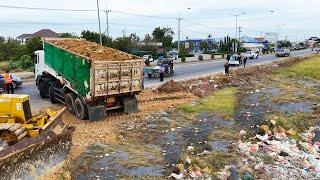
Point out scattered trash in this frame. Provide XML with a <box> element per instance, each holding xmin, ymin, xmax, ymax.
<box><xmin>220</xmin><ymin>126</ymin><xmax>320</xmax><ymax>179</ymax></box>
<box><xmin>187</xmin><ymin>146</ymin><xmax>194</xmax><ymax>151</ymax></box>
<box><xmin>259</xmin><ymin>125</ymin><xmax>270</xmax><ymax>134</ymax></box>
<box><xmin>239</xmin><ymin>130</ymin><xmax>247</xmax><ymax>136</ymax></box>
<box><xmin>242</xmin><ymin>172</ymin><xmax>253</xmax><ymax>180</ymax></box>
<box><xmin>171</xmin><ymin>172</ymin><xmax>184</xmax><ymax>179</ymax></box>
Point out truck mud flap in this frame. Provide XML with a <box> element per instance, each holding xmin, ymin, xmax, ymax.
<box><xmin>124</xmin><ymin>97</ymin><xmax>138</xmax><ymax>114</ymax></box>
<box><xmin>88</xmin><ymin>105</ymin><xmax>105</xmax><ymax>121</ymax></box>
<box><xmin>0</xmin><ymin>108</ymin><xmax>74</xmax><ymax>179</ymax></box>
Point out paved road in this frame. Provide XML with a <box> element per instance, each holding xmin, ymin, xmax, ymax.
<box><xmin>145</xmin><ymin>49</ymin><xmax>312</xmax><ymax>87</ymax></box>
<box><xmin>15</xmin><ymin>49</ymin><xmax>312</xmax><ymax>110</ymax></box>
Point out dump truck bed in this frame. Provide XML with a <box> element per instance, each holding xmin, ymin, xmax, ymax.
<box><xmin>43</xmin><ymin>39</ymin><xmax>144</xmax><ymax>98</ymax></box>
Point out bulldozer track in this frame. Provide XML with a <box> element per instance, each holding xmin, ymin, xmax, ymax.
<box><xmin>0</xmin><ymin>123</ymin><xmax>27</xmax><ymax>145</ymax></box>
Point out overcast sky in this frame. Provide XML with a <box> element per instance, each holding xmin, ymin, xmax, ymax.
<box><xmin>0</xmin><ymin>0</ymin><xmax>319</xmax><ymax>41</ymax></box>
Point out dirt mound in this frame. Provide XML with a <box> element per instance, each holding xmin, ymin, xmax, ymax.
<box><xmin>155</xmin><ymin>80</ymin><xmax>187</xmax><ymax>93</ymax></box>
<box><xmin>47</xmin><ymin>39</ymin><xmax>137</xmax><ymax>61</ymax></box>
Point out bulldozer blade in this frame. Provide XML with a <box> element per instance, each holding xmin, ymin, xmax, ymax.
<box><xmin>0</xmin><ymin>107</ymin><xmax>74</xmax><ymax>179</ymax></box>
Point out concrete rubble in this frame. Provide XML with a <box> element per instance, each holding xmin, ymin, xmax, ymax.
<box><xmin>217</xmin><ymin>126</ymin><xmax>320</xmax><ymax>179</ymax></box>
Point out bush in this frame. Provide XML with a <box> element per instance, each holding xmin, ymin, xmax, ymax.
<box><xmin>179</xmin><ymin>54</ymin><xmax>194</xmax><ymax>58</ymax></box>
<box><xmin>211</xmin><ymin>54</ymin><xmax>215</xmax><ymax>59</ymax></box>
<box><xmin>181</xmin><ymin>57</ymin><xmax>186</xmax><ymax>63</ymax></box>
<box><xmin>19</xmin><ymin>55</ymin><xmax>33</xmax><ymax>70</ymax></box>
<box><xmin>186</xmin><ymin>54</ymin><xmax>195</xmax><ymax>57</ymax></box>
<box><xmin>198</xmin><ymin>55</ymin><xmax>204</xmax><ymax>61</ymax></box>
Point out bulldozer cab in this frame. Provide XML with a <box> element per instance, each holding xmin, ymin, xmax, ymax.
<box><xmin>0</xmin><ymin>94</ymin><xmax>32</xmax><ymax>124</ymax></box>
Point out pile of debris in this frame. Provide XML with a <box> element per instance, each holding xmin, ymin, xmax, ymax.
<box><xmin>218</xmin><ymin>125</ymin><xmax>320</xmax><ymax>179</ymax></box>
<box><xmin>47</xmin><ymin>38</ymin><xmax>137</xmax><ymax>61</ymax></box>
<box><xmin>169</xmin><ymin>156</ymin><xmax>214</xmax><ymax>179</ymax></box>
<box><xmin>155</xmin><ymin>80</ymin><xmax>188</xmax><ymax>94</ymax></box>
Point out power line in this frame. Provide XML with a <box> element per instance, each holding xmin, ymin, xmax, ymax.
<box><xmin>111</xmin><ymin>10</ymin><xmax>176</xmax><ymax>19</ymax></box>
<box><xmin>0</xmin><ymin>4</ymin><xmax>97</xmax><ymax>12</ymax></box>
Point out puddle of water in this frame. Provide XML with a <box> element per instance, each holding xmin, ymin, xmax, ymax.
<box><xmin>74</xmin><ymin>143</ymin><xmax>163</xmax><ymax>179</ymax></box>
<box><xmin>278</xmin><ymin>102</ymin><xmax>313</xmax><ymax>114</ymax></box>
<box><xmin>207</xmin><ymin>140</ymin><xmax>232</xmax><ymax>152</ymax></box>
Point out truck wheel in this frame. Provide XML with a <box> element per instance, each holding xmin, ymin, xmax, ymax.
<box><xmin>39</xmin><ymin>81</ymin><xmax>47</xmax><ymax>98</ymax></box>
<box><xmin>74</xmin><ymin>98</ymin><xmax>88</xmax><ymax>120</ymax></box>
<box><xmin>65</xmin><ymin>93</ymin><xmax>76</xmax><ymax>114</ymax></box>
<box><xmin>49</xmin><ymin>82</ymin><xmax>59</xmax><ymax>104</ymax></box>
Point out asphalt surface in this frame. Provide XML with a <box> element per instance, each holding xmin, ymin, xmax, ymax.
<box><xmin>15</xmin><ymin>49</ymin><xmax>312</xmax><ymax>110</ymax></box>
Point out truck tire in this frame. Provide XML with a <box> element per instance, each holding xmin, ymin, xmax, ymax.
<box><xmin>39</xmin><ymin>81</ymin><xmax>47</xmax><ymax>98</ymax></box>
<box><xmin>74</xmin><ymin>98</ymin><xmax>88</xmax><ymax>120</ymax></box>
<box><xmin>65</xmin><ymin>93</ymin><xmax>76</xmax><ymax>114</ymax></box>
<box><xmin>49</xmin><ymin>82</ymin><xmax>60</xmax><ymax>104</ymax></box>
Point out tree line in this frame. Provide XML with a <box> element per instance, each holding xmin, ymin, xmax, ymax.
<box><xmin>0</xmin><ymin>27</ymin><xmax>175</xmax><ymax>71</ymax></box>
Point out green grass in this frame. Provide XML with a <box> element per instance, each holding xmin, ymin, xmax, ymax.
<box><xmin>179</xmin><ymin>87</ymin><xmax>237</xmax><ymax>119</ymax></box>
<box><xmin>278</xmin><ymin>56</ymin><xmax>320</xmax><ymax>80</ymax></box>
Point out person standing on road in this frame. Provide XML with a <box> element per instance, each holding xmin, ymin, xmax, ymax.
<box><xmin>159</xmin><ymin>65</ymin><xmax>165</xmax><ymax>82</ymax></box>
<box><xmin>3</xmin><ymin>70</ymin><xmax>14</xmax><ymax>94</ymax></box>
<box><xmin>224</xmin><ymin>60</ymin><xmax>230</xmax><ymax>76</ymax></box>
<box><xmin>243</xmin><ymin>57</ymin><xmax>247</xmax><ymax>68</ymax></box>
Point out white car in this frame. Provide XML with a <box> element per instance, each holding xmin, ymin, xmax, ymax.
<box><xmin>244</xmin><ymin>51</ymin><xmax>259</xmax><ymax>59</ymax></box>
<box><xmin>143</xmin><ymin>54</ymin><xmax>154</xmax><ymax>62</ymax></box>
<box><xmin>228</xmin><ymin>55</ymin><xmax>242</xmax><ymax>66</ymax></box>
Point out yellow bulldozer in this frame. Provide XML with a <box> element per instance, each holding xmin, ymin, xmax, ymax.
<box><xmin>0</xmin><ymin>94</ymin><xmax>60</xmax><ymax>147</ymax></box>
<box><xmin>0</xmin><ymin>94</ymin><xmax>74</xmax><ymax>179</ymax></box>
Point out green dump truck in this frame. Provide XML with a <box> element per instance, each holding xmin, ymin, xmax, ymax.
<box><xmin>34</xmin><ymin>39</ymin><xmax>144</xmax><ymax>120</ymax></box>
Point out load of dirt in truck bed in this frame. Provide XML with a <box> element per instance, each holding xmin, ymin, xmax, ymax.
<box><xmin>47</xmin><ymin>39</ymin><xmax>138</xmax><ymax>61</ymax></box>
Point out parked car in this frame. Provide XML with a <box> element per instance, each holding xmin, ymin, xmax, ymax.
<box><xmin>0</xmin><ymin>76</ymin><xmax>4</xmax><ymax>93</ymax></box>
<box><xmin>0</xmin><ymin>74</ymin><xmax>23</xmax><ymax>89</ymax></box>
<box><xmin>143</xmin><ymin>54</ymin><xmax>154</xmax><ymax>62</ymax></box>
<box><xmin>144</xmin><ymin>57</ymin><xmax>174</xmax><ymax>78</ymax></box>
<box><xmin>244</xmin><ymin>51</ymin><xmax>259</xmax><ymax>59</ymax></box>
<box><xmin>275</xmin><ymin>49</ymin><xmax>291</xmax><ymax>57</ymax></box>
<box><xmin>228</xmin><ymin>54</ymin><xmax>245</xmax><ymax>66</ymax></box>
<box><xmin>11</xmin><ymin>74</ymin><xmax>23</xmax><ymax>88</ymax></box>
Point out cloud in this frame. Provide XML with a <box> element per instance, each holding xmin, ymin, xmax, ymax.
<box><xmin>0</xmin><ymin>0</ymin><xmax>319</xmax><ymax>40</ymax></box>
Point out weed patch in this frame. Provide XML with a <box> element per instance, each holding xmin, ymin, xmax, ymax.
<box><xmin>179</xmin><ymin>87</ymin><xmax>237</xmax><ymax>120</ymax></box>
<box><xmin>277</xmin><ymin>55</ymin><xmax>320</xmax><ymax>80</ymax></box>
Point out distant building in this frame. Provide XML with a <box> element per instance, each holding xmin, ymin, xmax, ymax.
<box><xmin>241</xmin><ymin>36</ymin><xmax>269</xmax><ymax>52</ymax></box>
<box><xmin>264</xmin><ymin>32</ymin><xmax>278</xmax><ymax>44</ymax></box>
<box><xmin>17</xmin><ymin>29</ymin><xmax>58</xmax><ymax>43</ymax></box>
<box><xmin>307</xmin><ymin>36</ymin><xmax>319</xmax><ymax>48</ymax></box>
<box><xmin>180</xmin><ymin>38</ymin><xmax>219</xmax><ymax>53</ymax></box>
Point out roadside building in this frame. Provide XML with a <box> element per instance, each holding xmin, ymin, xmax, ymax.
<box><xmin>180</xmin><ymin>38</ymin><xmax>219</xmax><ymax>53</ymax></box>
<box><xmin>241</xmin><ymin>36</ymin><xmax>269</xmax><ymax>52</ymax></box>
<box><xmin>17</xmin><ymin>29</ymin><xmax>58</xmax><ymax>43</ymax></box>
<box><xmin>307</xmin><ymin>37</ymin><xmax>319</xmax><ymax>48</ymax></box>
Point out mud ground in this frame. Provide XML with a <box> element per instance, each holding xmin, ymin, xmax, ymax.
<box><xmin>40</xmin><ymin>55</ymin><xmax>319</xmax><ymax>179</ymax></box>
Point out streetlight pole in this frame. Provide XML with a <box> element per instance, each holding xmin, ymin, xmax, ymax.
<box><xmin>105</xmin><ymin>1</ymin><xmax>111</xmax><ymax>37</ymax></box>
<box><xmin>177</xmin><ymin>8</ymin><xmax>191</xmax><ymax>53</ymax></box>
<box><xmin>230</xmin><ymin>12</ymin><xmax>246</xmax><ymax>52</ymax></box>
<box><xmin>96</xmin><ymin>0</ymin><xmax>103</xmax><ymax>45</ymax></box>
<box><xmin>177</xmin><ymin>16</ymin><xmax>182</xmax><ymax>52</ymax></box>
<box><xmin>276</xmin><ymin>24</ymin><xmax>285</xmax><ymax>49</ymax></box>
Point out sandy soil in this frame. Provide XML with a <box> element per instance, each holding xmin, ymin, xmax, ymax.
<box><xmin>47</xmin><ymin>39</ymin><xmax>138</xmax><ymax>61</ymax></box>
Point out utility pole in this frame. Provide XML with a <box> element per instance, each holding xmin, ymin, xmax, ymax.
<box><xmin>105</xmin><ymin>1</ymin><xmax>111</xmax><ymax>37</ymax></box>
<box><xmin>230</xmin><ymin>12</ymin><xmax>245</xmax><ymax>52</ymax></box>
<box><xmin>238</xmin><ymin>27</ymin><xmax>242</xmax><ymax>43</ymax></box>
<box><xmin>276</xmin><ymin>24</ymin><xmax>284</xmax><ymax>49</ymax></box>
<box><xmin>96</xmin><ymin>0</ymin><xmax>102</xmax><ymax>45</ymax></box>
<box><xmin>177</xmin><ymin>16</ymin><xmax>182</xmax><ymax>52</ymax></box>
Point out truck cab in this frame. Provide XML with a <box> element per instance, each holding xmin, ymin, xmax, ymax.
<box><xmin>34</xmin><ymin>50</ymin><xmax>46</xmax><ymax>80</ymax></box>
